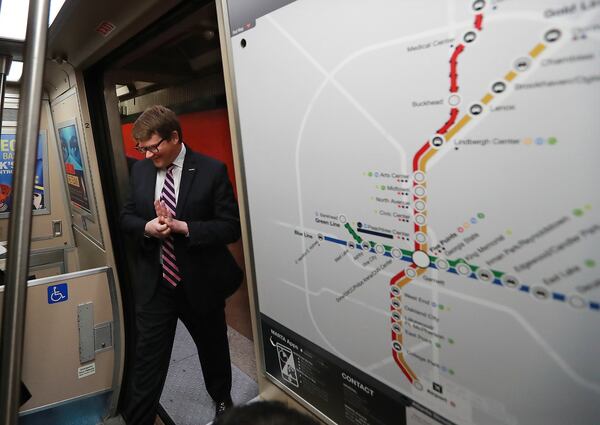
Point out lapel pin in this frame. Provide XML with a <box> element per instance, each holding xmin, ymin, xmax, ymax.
<box><xmin>188</xmin><ymin>168</ymin><xmax>195</xmax><ymax>171</ymax></box>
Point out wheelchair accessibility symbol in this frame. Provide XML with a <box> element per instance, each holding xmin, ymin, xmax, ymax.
<box><xmin>47</xmin><ymin>283</ymin><xmax>68</xmax><ymax>304</ymax></box>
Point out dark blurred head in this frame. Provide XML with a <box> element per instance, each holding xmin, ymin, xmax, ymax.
<box><xmin>213</xmin><ymin>401</ymin><xmax>319</xmax><ymax>425</ymax></box>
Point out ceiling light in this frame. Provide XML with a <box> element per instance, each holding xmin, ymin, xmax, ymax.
<box><xmin>6</xmin><ymin>61</ymin><xmax>23</xmax><ymax>82</ymax></box>
<box><xmin>0</xmin><ymin>0</ymin><xmax>67</xmax><ymax>41</ymax></box>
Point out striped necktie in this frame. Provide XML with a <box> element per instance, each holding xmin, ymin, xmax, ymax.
<box><xmin>160</xmin><ymin>164</ymin><xmax>181</xmax><ymax>288</ymax></box>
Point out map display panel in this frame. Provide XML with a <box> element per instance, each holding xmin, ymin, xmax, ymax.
<box><xmin>228</xmin><ymin>1</ymin><xmax>600</xmax><ymax>424</ymax></box>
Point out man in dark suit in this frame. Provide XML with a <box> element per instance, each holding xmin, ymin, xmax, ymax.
<box><xmin>121</xmin><ymin>105</ymin><xmax>242</xmax><ymax>425</ymax></box>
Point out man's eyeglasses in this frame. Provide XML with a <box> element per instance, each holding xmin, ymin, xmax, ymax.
<box><xmin>134</xmin><ymin>138</ymin><xmax>165</xmax><ymax>154</ymax></box>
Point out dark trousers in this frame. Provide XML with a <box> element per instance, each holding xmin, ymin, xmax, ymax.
<box><xmin>123</xmin><ymin>282</ymin><xmax>232</xmax><ymax>425</ymax></box>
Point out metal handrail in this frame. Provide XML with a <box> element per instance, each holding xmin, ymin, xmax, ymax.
<box><xmin>0</xmin><ymin>55</ymin><xmax>10</xmax><ymax>123</ymax></box>
<box><xmin>0</xmin><ymin>0</ymin><xmax>50</xmax><ymax>423</ymax></box>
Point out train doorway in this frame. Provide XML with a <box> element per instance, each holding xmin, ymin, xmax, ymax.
<box><xmin>83</xmin><ymin>1</ymin><xmax>257</xmax><ymax>423</ymax></box>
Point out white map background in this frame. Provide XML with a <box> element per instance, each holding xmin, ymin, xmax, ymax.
<box><xmin>230</xmin><ymin>1</ymin><xmax>600</xmax><ymax>424</ymax></box>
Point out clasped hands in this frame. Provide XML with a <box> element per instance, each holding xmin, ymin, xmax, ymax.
<box><xmin>144</xmin><ymin>200</ymin><xmax>189</xmax><ymax>239</ymax></box>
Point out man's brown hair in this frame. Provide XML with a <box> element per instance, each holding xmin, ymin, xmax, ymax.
<box><xmin>132</xmin><ymin>105</ymin><xmax>183</xmax><ymax>143</ymax></box>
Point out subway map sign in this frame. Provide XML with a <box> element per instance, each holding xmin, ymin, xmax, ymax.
<box><xmin>227</xmin><ymin>1</ymin><xmax>600</xmax><ymax>424</ymax></box>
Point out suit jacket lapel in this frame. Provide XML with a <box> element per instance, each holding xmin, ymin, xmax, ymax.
<box><xmin>142</xmin><ymin>161</ymin><xmax>158</xmax><ymax>218</ymax></box>
<box><xmin>176</xmin><ymin>148</ymin><xmax>197</xmax><ymax>217</ymax></box>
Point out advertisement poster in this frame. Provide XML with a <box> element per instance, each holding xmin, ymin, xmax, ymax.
<box><xmin>57</xmin><ymin>122</ymin><xmax>90</xmax><ymax>213</ymax></box>
<box><xmin>0</xmin><ymin>132</ymin><xmax>47</xmax><ymax>216</ymax></box>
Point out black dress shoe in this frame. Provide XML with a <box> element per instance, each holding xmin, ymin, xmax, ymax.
<box><xmin>214</xmin><ymin>399</ymin><xmax>233</xmax><ymax>419</ymax></box>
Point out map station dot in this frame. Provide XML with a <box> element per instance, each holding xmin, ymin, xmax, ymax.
<box><xmin>339</xmin><ymin>214</ymin><xmax>347</xmax><ymax>224</ymax></box>
<box><xmin>436</xmin><ymin>258</ymin><xmax>449</xmax><ymax>270</ymax></box>
<box><xmin>448</xmin><ymin>94</ymin><xmax>461</xmax><ymax>106</ymax></box>
<box><xmin>431</xmin><ymin>136</ymin><xmax>444</xmax><ymax>148</ymax></box>
<box><xmin>544</xmin><ymin>28</ymin><xmax>561</xmax><ymax>43</ymax></box>
<box><xmin>469</xmin><ymin>103</ymin><xmax>483</xmax><ymax>116</ymax></box>
<box><xmin>477</xmin><ymin>269</ymin><xmax>493</xmax><ymax>281</ymax></box>
<box><xmin>464</xmin><ymin>31</ymin><xmax>477</xmax><ymax>43</ymax></box>
<box><xmin>568</xmin><ymin>295</ymin><xmax>586</xmax><ymax>309</ymax></box>
<box><xmin>412</xmin><ymin>250</ymin><xmax>431</xmax><ymax>268</ymax></box>
<box><xmin>414</xmin><ymin>186</ymin><xmax>426</xmax><ymax>197</ymax></box>
<box><xmin>413</xmin><ymin>171</ymin><xmax>426</xmax><ymax>183</ymax></box>
<box><xmin>514</xmin><ymin>56</ymin><xmax>531</xmax><ymax>72</ymax></box>
<box><xmin>492</xmin><ymin>81</ymin><xmax>507</xmax><ymax>93</ymax></box>
<box><xmin>473</xmin><ymin>0</ymin><xmax>485</xmax><ymax>11</ymax></box>
<box><xmin>502</xmin><ymin>275</ymin><xmax>519</xmax><ymax>288</ymax></box>
<box><xmin>456</xmin><ymin>263</ymin><xmax>472</xmax><ymax>276</ymax></box>
<box><xmin>532</xmin><ymin>286</ymin><xmax>550</xmax><ymax>300</ymax></box>
<box><xmin>406</xmin><ymin>268</ymin><xmax>417</xmax><ymax>278</ymax></box>
<box><xmin>415</xmin><ymin>214</ymin><xmax>427</xmax><ymax>225</ymax></box>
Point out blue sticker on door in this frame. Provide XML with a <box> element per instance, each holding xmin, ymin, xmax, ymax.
<box><xmin>48</xmin><ymin>283</ymin><xmax>68</xmax><ymax>304</ymax></box>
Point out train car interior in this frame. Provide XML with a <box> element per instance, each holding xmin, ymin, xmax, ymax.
<box><xmin>1</xmin><ymin>1</ymin><xmax>596</xmax><ymax>425</ymax></box>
